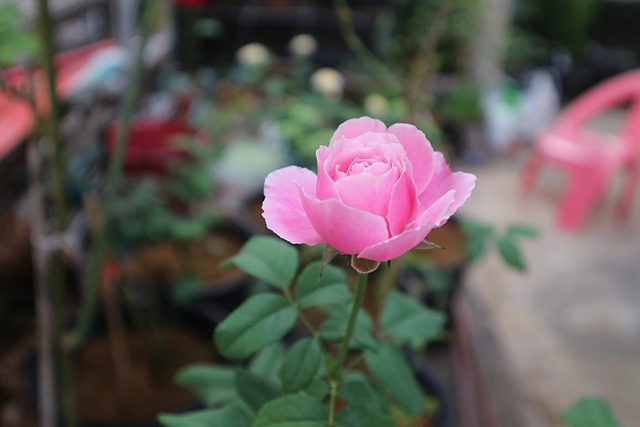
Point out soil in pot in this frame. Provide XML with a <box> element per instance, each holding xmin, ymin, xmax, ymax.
<box><xmin>72</xmin><ymin>326</ymin><xmax>216</xmax><ymax>427</ymax></box>
<box><xmin>123</xmin><ymin>228</ymin><xmax>247</xmax><ymax>301</ymax></box>
<box><xmin>232</xmin><ymin>194</ymin><xmax>271</xmax><ymax>237</ymax></box>
<box><xmin>182</xmin><ymin>229</ymin><xmax>246</xmax><ymax>292</ymax></box>
<box><xmin>0</xmin><ymin>309</ymin><xmax>37</xmax><ymax>427</ymax></box>
<box><xmin>0</xmin><ymin>210</ymin><xmax>33</xmax><ymax>303</ymax></box>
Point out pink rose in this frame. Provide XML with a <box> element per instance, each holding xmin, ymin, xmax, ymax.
<box><xmin>262</xmin><ymin>117</ymin><xmax>476</xmax><ymax>262</ymax></box>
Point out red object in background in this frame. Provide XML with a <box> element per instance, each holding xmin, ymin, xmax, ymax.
<box><xmin>0</xmin><ymin>39</ymin><xmax>117</xmax><ymax>160</ymax></box>
<box><xmin>100</xmin><ymin>258</ymin><xmax>121</xmax><ymax>289</ymax></box>
<box><xmin>105</xmin><ymin>119</ymin><xmax>194</xmax><ymax>175</ymax></box>
<box><xmin>176</xmin><ymin>0</ymin><xmax>208</xmax><ymax>7</ymax></box>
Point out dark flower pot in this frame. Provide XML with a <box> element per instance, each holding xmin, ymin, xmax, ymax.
<box><xmin>51</xmin><ymin>305</ymin><xmax>223</xmax><ymax>427</ymax></box>
<box><xmin>399</xmin><ymin>218</ymin><xmax>470</xmax><ymax>330</ymax></box>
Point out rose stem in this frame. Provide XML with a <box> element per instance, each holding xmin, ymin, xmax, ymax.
<box><xmin>328</xmin><ymin>272</ymin><xmax>368</xmax><ymax>427</ymax></box>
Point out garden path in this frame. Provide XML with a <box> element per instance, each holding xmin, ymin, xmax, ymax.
<box><xmin>458</xmin><ymin>144</ymin><xmax>640</xmax><ymax>427</ymax></box>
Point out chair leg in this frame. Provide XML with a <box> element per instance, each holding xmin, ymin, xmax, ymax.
<box><xmin>520</xmin><ymin>152</ymin><xmax>544</xmax><ymax>193</ymax></box>
<box><xmin>557</xmin><ymin>172</ymin><xmax>607</xmax><ymax>231</ymax></box>
<box><xmin>617</xmin><ymin>161</ymin><xmax>639</xmax><ymax>221</ymax></box>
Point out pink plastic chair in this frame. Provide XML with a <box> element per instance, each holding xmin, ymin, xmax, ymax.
<box><xmin>520</xmin><ymin>69</ymin><xmax>640</xmax><ymax>230</ymax></box>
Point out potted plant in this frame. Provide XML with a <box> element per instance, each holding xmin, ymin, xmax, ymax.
<box><xmin>109</xmin><ymin>139</ymin><xmax>250</xmax><ymax>309</ymax></box>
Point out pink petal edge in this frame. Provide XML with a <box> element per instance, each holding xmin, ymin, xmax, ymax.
<box><xmin>418</xmin><ymin>152</ymin><xmax>476</xmax><ymax>225</ymax></box>
<box><xmin>388</xmin><ymin>123</ymin><xmax>435</xmax><ymax>194</ymax></box>
<box><xmin>358</xmin><ymin>223</ymin><xmax>436</xmax><ymax>262</ymax></box>
<box><xmin>262</xmin><ymin>166</ymin><xmax>323</xmax><ymax>245</ymax></box>
<box><xmin>330</xmin><ymin>116</ymin><xmax>387</xmax><ymax>144</ymax></box>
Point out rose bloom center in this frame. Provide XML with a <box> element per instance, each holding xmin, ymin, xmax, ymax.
<box><xmin>335</xmin><ymin>156</ymin><xmax>393</xmax><ymax>179</ymax></box>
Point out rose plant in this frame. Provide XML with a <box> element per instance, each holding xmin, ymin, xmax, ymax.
<box><xmin>159</xmin><ymin>117</ymin><xmax>475</xmax><ymax>427</ymax></box>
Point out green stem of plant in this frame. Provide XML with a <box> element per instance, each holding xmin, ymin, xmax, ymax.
<box><xmin>33</xmin><ymin>1</ymin><xmax>77</xmax><ymax>427</ymax></box>
<box><xmin>50</xmin><ymin>257</ymin><xmax>78</xmax><ymax>427</ymax></box>
<box><xmin>328</xmin><ymin>273</ymin><xmax>368</xmax><ymax>426</ymax></box>
<box><xmin>334</xmin><ymin>273</ymin><xmax>367</xmax><ymax>378</ymax></box>
<box><xmin>328</xmin><ymin>379</ymin><xmax>339</xmax><ymax>427</ymax></box>
<box><xmin>283</xmin><ymin>290</ymin><xmax>335</xmax><ymax>376</ymax></box>
<box><xmin>333</xmin><ymin>0</ymin><xmax>401</xmax><ymax>96</ymax></box>
<box><xmin>36</xmin><ymin>0</ymin><xmax>66</xmax><ymax>232</ymax></box>
<box><xmin>71</xmin><ymin>0</ymin><xmax>157</xmax><ymax>345</ymax></box>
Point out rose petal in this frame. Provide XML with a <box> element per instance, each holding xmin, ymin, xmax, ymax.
<box><xmin>334</xmin><ymin>169</ymin><xmax>397</xmax><ymax>217</ymax></box>
<box><xmin>317</xmin><ymin>134</ymin><xmax>403</xmax><ymax>202</ymax></box>
<box><xmin>262</xmin><ymin>166</ymin><xmax>323</xmax><ymax>245</ymax></box>
<box><xmin>330</xmin><ymin>116</ymin><xmax>387</xmax><ymax>144</ymax></box>
<box><xmin>410</xmin><ymin>189</ymin><xmax>457</xmax><ymax>228</ymax></box>
<box><xmin>299</xmin><ymin>187</ymin><xmax>389</xmax><ymax>255</ymax></box>
<box><xmin>387</xmin><ymin>166</ymin><xmax>418</xmax><ymax>236</ymax></box>
<box><xmin>361</xmin><ymin>190</ymin><xmax>457</xmax><ymax>261</ymax></box>
<box><xmin>388</xmin><ymin>123</ymin><xmax>435</xmax><ymax>194</ymax></box>
<box><xmin>329</xmin><ymin>135</ymin><xmax>404</xmax><ymax>180</ymax></box>
<box><xmin>316</xmin><ymin>145</ymin><xmax>340</xmax><ymax>200</ymax></box>
<box><xmin>417</xmin><ymin>152</ymin><xmax>476</xmax><ymax>226</ymax></box>
<box><xmin>358</xmin><ymin>223</ymin><xmax>435</xmax><ymax>262</ymax></box>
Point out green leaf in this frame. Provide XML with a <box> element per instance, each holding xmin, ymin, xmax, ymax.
<box><xmin>235</xmin><ymin>370</ymin><xmax>281</xmax><ymax>413</ymax></box>
<box><xmin>0</xmin><ymin>32</ymin><xmax>38</xmax><ymax>65</ymax></box>
<box><xmin>561</xmin><ymin>397</ymin><xmax>622</xmax><ymax>427</ymax></box>
<box><xmin>227</xmin><ymin>236</ymin><xmax>299</xmax><ymax>290</ymax></box>
<box><xmin>9</xmin><ymin>33</ymin><xmax>38</xmax><ymax>57</ymax></box>
<box><xmin>335</xmin><ymin>405</ymin><xmax>395</xmax><ymax>427</ymax></box>
<box><xmin>364</xmin><ymin>343</ymin><xmax>425</xmax><ymax>416</ymax></box>
<box><xmin>214</xmin><ymin>293</ymin><xmax>297</xmax><ymax>359</ymax></box>
<box><xmin>295</xmin><ymin>262</ymin><xmax>352</xmax><ymax>308</ymax></box>
<box><xmin>0</xmin><ymin>5</ymin><xmax>20</xmax><ymax>26</ymax></box>
<box><xmin>497</xmin><ymin>235</ymin><xmax>527</xmax><ymax>272</ymax></box>
<box><xmin>460</xmin><ymin>219</ymin><xmax>494</xmax><ymax>262</ymax></box>
<box><xmin>279</xmin><ymin>338</ymin><xmax>322</xmax><ymax>394</ymax></box>
<box><xmin>158</xmin><ymin>403</ymin><xmax>252</xmax><ymax>427</ymax></box>
<box><xmin>174</xmin><ymin>364</ymin><xmax>238</xmax><ymax>408</ymax></box>
<box><xmin>339</xmin><ymin>372</ymin><xmax>387</xmax><ymax>411</ymax></box>
<box><xmin>249</xmin><ymin>343</ymin><xmax>285</xmax><ymax>384</ymax></box>
<box><xmin>381</xmin><ymin>291</ymin><xmax>445</xmax><ymax>349</ymax></box>
<box><xmin>304</xmin><ymin>378</ymin><xmax>330</xmax><ymax>400</ymax></box>
<box><xmin>506</xmin><ymin>224</ymin><xmax>539</xmax><ymax>239</ymax></box>
<box><xmin>319</xmin><ymin>306</ymin><xmax>377</xmax><ymax>351</ymax></box>
<box><xmin>460</xmin><ymin>219</ymin><xmax>494</xmax><ymax>238</ymax></box>
<box><xmin>252</xmin><ymin>394</ymin><xmax>328</xmax><ymax>427</ymax></box>
<box><xmin>465</xmin><ymin>235</ymin><xmax>487</xmax><ymax>262</ymax></box>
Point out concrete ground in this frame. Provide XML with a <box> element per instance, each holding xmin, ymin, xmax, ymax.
<box><xmin>457</xmin><ymin>147</ymin><xmax>640</xmax><ymax>427</ymax></box>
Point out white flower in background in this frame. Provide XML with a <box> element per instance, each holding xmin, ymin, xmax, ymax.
<box><xmin>288</xmin><ymin>34</ymin><xmax>317</xmax><ymax>57</ymax></box>
<box><xmin>310</xmin><ymin>67</ymin><xmax>346</xmax><ymax>98</ymax></box>
<box><xmin>364</xmin><ymin>93</ymin><xmax>390</xmax><ymax>117</ymax></box>
<box><xmin>210</xmin><ymin>124</ymin><xmax>288</xmax><ymax>210</ymax></box>
<box><xmin>236</xmin><ymin>43</ymin><xmax>270</xmax><ymax>66</ymax></box>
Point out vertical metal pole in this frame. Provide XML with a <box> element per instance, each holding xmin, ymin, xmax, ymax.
<box><xmin>28</xmin><ymin>141</ymin><xmax>56</xmax><ymax>427</ymax></box>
